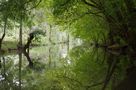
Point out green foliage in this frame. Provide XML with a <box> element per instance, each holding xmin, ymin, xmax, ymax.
<box><xmin>0</xmin><ymin>0</ymin><xmax>42</xmax><ymax>28</ymax></box>
<box><xmin>52</xmin><ymin>0</ymin><xmax>136</xmax><ymax>46</ymax></box>
<box><xmin>70</xmin><ymin>46</ymin><xmax>107</xmax><ymax>87</ymax></box>
<box><xmin>70</xmin><ymin>15</ymin><xmax>108</xmax><ymax>42</ymax></box>
<box><xmin>0</xmin><ymin>0</ymin><xmax>135</xmax><ymax>90</ymax></box>
<box><xmin>53</xmin><ymin>0</ymin><xmax>88</xmax><ymax>24</ymax></box>
<box><xmin>51</xmin><ymin>0</ymin><xmax>109</xmax><ymax>42</ymax></box>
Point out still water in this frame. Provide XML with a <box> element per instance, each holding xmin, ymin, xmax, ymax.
<box><xmin>0</xmin><ymin>40</ymin><xmax>80</xmax><ymax>90</ymax></box>
<box><xmin>0</xmin><ymin>41</ymin><xmax>136</xmax><ymax>90</ymax></box>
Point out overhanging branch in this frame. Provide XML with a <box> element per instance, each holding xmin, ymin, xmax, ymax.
<box><xmin>82</xmin><ymin>0</ymin><xmax>98</xmax><ymax>9</ymax></box>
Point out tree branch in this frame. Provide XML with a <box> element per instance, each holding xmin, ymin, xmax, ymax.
<box><xmin>82</xmin><ymin>0</ymin><xmax>98</xmax><ymax>9</ymax></box>
<box><xmin>85</xmin><ymin>81</ymin><xmax>104</xmax><ymax>88</ymax></box>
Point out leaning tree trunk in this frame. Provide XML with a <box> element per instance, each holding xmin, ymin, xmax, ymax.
<box><xmin>23</xmin><ymin>33</ymin><xmax>34</xmax><ymax>67</ymax></box>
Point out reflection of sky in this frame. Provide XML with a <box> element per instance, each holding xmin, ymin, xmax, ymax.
<box><xmin>59</xmin><ymin>44</ymin><xmax>68</xmax><ymax>58</ymax></box>
<box><xmin>0</xmin><ymin>75</ymin><xmax>5</xmax><ymax>81</ymax></box>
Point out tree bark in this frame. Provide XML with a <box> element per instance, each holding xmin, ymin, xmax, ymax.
<box><xmin>23</xmin><ymin>33</ymin><xmax>34</xmax><ymax>67</ymax></box>
<box><xmin>0</xmin><ymin>18</ymin><xmax>7</xmax><ymax>51</ymax></box>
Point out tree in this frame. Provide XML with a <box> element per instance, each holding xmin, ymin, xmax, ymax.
<box><xmin>52</xmin><ymin>0</ymin><xmax>136</xmax><ymax>90</ymax></box>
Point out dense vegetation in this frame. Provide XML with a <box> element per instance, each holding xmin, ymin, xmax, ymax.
<box><xmin>0</xmin><ymin>0</ymin><xmax>136</xmax><ymax>90</ymax></box>
<box><xmin>52</xmin><ymin>1</ymin><xmax>136</xmax><ymax>89</ymax></box>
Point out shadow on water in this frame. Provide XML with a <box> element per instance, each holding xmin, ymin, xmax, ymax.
<box><xmin>0</xmin><ymin>43</ymin><xmax>136</xmax><ymax>90</ymax></box>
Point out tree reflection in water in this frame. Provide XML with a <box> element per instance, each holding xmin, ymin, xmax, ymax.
<box><xmin>0</xmin><ymin>43</ymin><xmax>135</xmax><ymax>90</ymax></box>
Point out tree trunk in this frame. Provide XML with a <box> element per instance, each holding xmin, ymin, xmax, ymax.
<box><xmin>23</xmin><ymin>33</ymin><xmax>34</xmax><ymax>67</ymax></box>
<box><xmin>0</xmin><ymin>18</ymin><xmax>7</xmax><ymax>50</ymax></box>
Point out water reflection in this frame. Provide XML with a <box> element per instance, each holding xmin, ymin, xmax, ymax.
<box><xmin>0</xmin><ymin>41</ymin><xmax>75</xmax><ymax>90</ymax></box>
<box><xmin>0</xmin><ymin>42</ymin><xmax>135</xmax><ymax>90</ymax></box>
